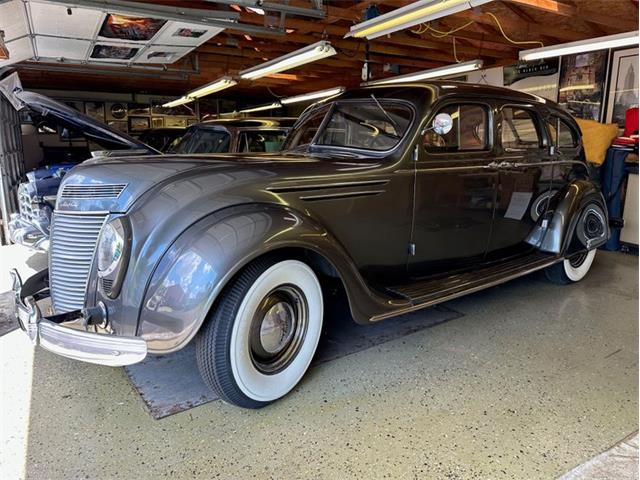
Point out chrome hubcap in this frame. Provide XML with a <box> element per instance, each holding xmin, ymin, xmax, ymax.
<box><xmin>259</xmin><ymin>301</ymin><xmax>296</xmax><ymax>354</ymax></box>
<box><xmin>249</xmin><ymin>286</ymin><xmax>308</xmax><ymax>374</ymax></box>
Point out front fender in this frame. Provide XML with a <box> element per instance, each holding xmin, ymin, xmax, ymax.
<box><xmin>537</xmin><ymin>180</ymin><xmax>609</xmax><ymax>254</ymax></box>
<box><xmin>137</xmin><ymin>203</ymin><xmax>404</xmax><ymax>354</ymax></box>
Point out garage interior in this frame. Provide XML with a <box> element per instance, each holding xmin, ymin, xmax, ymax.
<box><xmin>0</xmin><ymin>1</ymin><xmax>638</xmax><ymax>479</ymax></box>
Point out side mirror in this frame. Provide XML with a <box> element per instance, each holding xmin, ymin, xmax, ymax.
<box><xmin>432</xmin><ymin>113</ymin><xmax>453</xmax><ymax>135</ymax></box>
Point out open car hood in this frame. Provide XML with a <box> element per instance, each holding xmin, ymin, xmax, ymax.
<box><xmin>16</xmin><ymin>91</ymin><xmax>159</xmax><ymax>153</ymax></box>
<box><xmin>1</xmin><ymin>79</ymin><xmax>159</xmax><ymax>153</ymax></box>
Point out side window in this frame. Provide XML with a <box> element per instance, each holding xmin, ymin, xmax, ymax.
<box><xmin>424</xmin><ymin>104</ymin><xmax>488</xmax><ymax>152</ymax></box>
<box><xmin>239</xmin><ymin>130</ymin><xmax>287</xmax><ymax>153</ymax></box>
<box><xmin>547</xmin><ymin>116</ymin><xmax>578</xmax><ymax>149</ymax></box>
<box><xmin>501</xmin><ymin>107</ymin><xmax>542</xmax><ymax>150</ymax></box>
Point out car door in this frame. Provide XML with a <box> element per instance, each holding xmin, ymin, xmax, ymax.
<box><xmin>484</xmin><ymin>104</ymin><xmax>551</xmax><ymax>260</ymax></box>
<box><xmin>409</xmin><ymin>101</ymin><xmax>498</xmax><ymax>277</ymax></box>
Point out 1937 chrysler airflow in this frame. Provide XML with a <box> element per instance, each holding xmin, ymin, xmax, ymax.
<box><xmin>12</xmin><ymin>82</ymin><xmax>609</xmax><ymax>408</ymax></box>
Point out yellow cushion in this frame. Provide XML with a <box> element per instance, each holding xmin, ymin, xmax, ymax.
<box><xmin>576</xmin><ymin>118</ymin><xmax>619</xmax><ymax>166</ymax></box>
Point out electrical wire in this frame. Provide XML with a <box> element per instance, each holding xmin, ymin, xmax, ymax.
<box><xmin>485</xmin><ymin>12</ymin><xmax>544</xmax><ymax>48</ymax></box>
<box><xmin>409</xmin><ymin>13</ymin><xmax>544</xmax><ymax>48</ymax></box>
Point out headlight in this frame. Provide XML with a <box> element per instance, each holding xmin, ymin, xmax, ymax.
<box><xmin>97</xmin><ymin>217</ymin><xmax>131</xmax><ymax>298</ymax></box>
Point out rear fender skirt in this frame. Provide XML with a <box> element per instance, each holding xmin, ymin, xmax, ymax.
<box><xmin>532</xmin><ymin>180</ymin><xmax>609</xmax><ymax>254</ymax></box>
<box><xmin>137</xmin><ymin>203</ymin><xmax>408</xmax><ymax>354</ymax></box>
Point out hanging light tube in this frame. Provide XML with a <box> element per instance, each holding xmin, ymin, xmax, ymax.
<box><xmin>520</xmin><ymin>31</ymin><xmax>639</xmax><ymax>61</ymax></box>
<box><xmin>239</xmin><ymin>41</ymin><xmax>336</xmax><ymax>80</ymax></box>
<box><xmin>281</xmin><ymin>86</ymin><xmax>345</xmax><ymax>105</ymax></box>
<box><xmin>238</xmin><ymin>102</ymin><xmax>282</xmax><ymax>113</ymax></box>
<box><xmin>188</xmin><ymin>76</ymin><xmax>238</xmax><ymax>99</ymax></box>
<box><xmin>162</xmin><ymin>96</ymin><xmax>194</xmax><ymax>108</ymax></box>
<box><xmin>365</xmin><ymin>59</ymin><xmax>483</xmax><ymax>86</ymax></box>
<box><xmin>346</xmin><ymin>0</ymin><xmax>493</xmax><ymax>40</ymax></box>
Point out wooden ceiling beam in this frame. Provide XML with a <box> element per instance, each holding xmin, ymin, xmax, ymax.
<box><xmin>508</xmin><ymin>0</ymin><xmax>638</xmax><ymax>30</ymax></box>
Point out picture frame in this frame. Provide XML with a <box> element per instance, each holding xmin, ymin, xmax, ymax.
<box><xmin>128</xmin><ymin>103</ymin><xmax>150</xmax><ymax>116</ymax></box>
<box><xmin>128</xmin><ymin>116</ymin><xmax>151</xmax><ymax>132</ymax></box>
<box><xmin>605</xmin><ymin>48</ymin><xmax>639</xmax><ymax>128</ymax></box>
<box><xmin>151</xmin><ymin>117</ymin><xmax>164</xmax><ymax>128</ymax></box>
<box><xmin>108</xmin><ymin>120</ymin><xmax>128</xmax><ymax>133</ymax></box>
<box><xmin>84</xmin><ymin>102</ymin><xmax>105</xmax><ymax>122</ymax></box>
<box><xmin>558</xmin><ymin>49</ymin><xmax>609</xmax><ymax>121</ymax></box>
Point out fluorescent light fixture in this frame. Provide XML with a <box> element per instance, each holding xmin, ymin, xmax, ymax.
<box><xmin>281</xmin><ymin>86</ymin><xmax>345</xmax><ymax>105</ymax></box>
<box><xmin>520</xmin><ymin>31</ymin><xmax>639</xmax><ymax>61</ymax></box>
<box><xmin>240</xmin><ymin>41</ymin><xmax>336</xmax><ymax>80</ymax></box>
<box><xmin>346</xmin><ymin>0</ymin><xmax>492</xmax><ymax>40</ymax></box>
<box><xmin>162</xmin><ymin>96</ymin><xmax>194</xmax><ymax>108</ymax></box>
<box><xmin>365</xmin><ymin>59</ymin><xmax>483</xmax><ymax>86</ymax></box>
<box><xmin>238</xmin><ymin>102</ymin><xmax>282</xmax><ymax>113</ymax></box>
<box><xmin>188</xmin><ymin>76</ymin><xmax>237</xmax><ymax>99</ymax></box>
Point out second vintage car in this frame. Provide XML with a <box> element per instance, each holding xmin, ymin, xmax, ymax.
<box><xmin>12</xmin><ymin>82</ymin><xmax>609</xmax><ymax>408</ymax></box>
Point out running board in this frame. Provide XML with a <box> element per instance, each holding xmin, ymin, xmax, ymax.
<box><xmin>372</xmin><ymin>253</ymin><xmax>561</xmax><ymax>322</ymax></box>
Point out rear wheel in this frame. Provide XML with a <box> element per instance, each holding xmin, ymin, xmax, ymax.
<box><xmin>196</xmin><ymin>257</ymin><xmax>323</xmax><ymax>409</ymax></box>
<box><xmin>545</xmin><ymin>249</ymin><xmax>596</xmax><ymax>285</ymax></box>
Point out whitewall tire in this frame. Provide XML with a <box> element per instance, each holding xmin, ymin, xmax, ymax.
<box><xmin>545</xmin><ymin>249</ymin><xmax>596</xmax><ymax>285</ymax></box>
<box><xmin>196</xmin><ymin>257</ymin><xmax>323</xmax><ymax>408</ymax></box>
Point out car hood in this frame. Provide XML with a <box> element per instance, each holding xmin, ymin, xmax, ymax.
<box><xmin>55</xmin><ymin>151</ymin><xmax>376</xmax><ymax>213</ymax></box>
<box><xmin>1</xmin><ymin>74</ymin><xmax>157</xmax><ymax>153</ymax></box>
<box><xmin>10</xmin><ymin>89</ymin><xmax>159</xmax><ymax>153</ymax></box>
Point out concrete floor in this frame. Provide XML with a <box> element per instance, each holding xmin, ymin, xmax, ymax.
<box><xmin>1</xmin><ymin>248</ymin><xmax>637</xmax><ymax>479</ymax></box>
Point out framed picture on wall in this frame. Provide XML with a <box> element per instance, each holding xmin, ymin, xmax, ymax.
<box><xmin>558</xmin><ymin>50</ymin><xmax>609</xmax><ymax>121</ymax></box>
<box><xmin>85</xmin><ymin>102</ymin><xmax>105</xmax><ymax>122</ymax></box>
<box><xmin>151</xmin><ymin>117</ymin><xmax>164</xmax><ymax>128</ymax></box>
<box><xmin>605</xmin><ymin>48</ymin><xmax>639</xmax><ymax>128</ymax></box>
<box><xmin>129</xmin><ymin>116</ymin><xmax>150</xmax><ymax>132</ymax></box>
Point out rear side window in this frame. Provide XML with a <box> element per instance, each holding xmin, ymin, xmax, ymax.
<box><xmin>238</xmin><ymin>130</ymin><xmax>287</xmax><ymax>153</ymax></box>
<box><xmin>501</xmin><ymin>107</ymin><xmax>542</xmax><ymax>150</ymax></box>
<box><xmin>547</xmin><ymin>116</ymin><xmax>578</xmax><ymax>148</ymax></box>
<box><xmin>424</xmin><ymin>103</ymin><xmax>488</xmax><ymax>152</ymax></box>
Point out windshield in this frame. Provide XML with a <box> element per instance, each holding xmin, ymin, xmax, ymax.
<box><xmin>170</xmin><ymin>128</ymin><xmax>231</xmax><ymax>154</ymax></box>
<box><xmin>284</xmin><ymin>100</ymin><xmax>412</xmax><ymax>152</ymax></box>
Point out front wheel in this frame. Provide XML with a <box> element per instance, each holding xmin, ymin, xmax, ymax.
<box><xmin>545</xmin><ymin>249</ymin><xmax>597</xmax><ymax>285</ymax></box>
<box><xmin>196</xmin><ymin>257</ymin><xmax>324</xmax><ymax>409</ymax></box>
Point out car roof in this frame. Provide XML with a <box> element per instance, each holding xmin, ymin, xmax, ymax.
<box><xmin>338</xmin><ymin>81</ymin><xmax>556</xmax><ymax>108</ymax></box>
<box><xmin>194</xmin><ymin>117</ymin><xmax>297</xmax><ymax>130</ymax></box>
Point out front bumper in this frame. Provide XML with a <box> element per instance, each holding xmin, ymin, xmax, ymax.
<box><xmin>10</xmin><ymin>269</ymin><xmax>147</xmax><ymax>367</ymax></box>
<box><xmin>8</xmin><ymin>214</ymin><xmax>49</xmax><ymax>251</ymax></box>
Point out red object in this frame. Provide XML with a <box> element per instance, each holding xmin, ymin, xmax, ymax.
<box><xmin>624</xmin><ymin>107</ymin><xmax>638</xmax><ymax>137</ymax></box>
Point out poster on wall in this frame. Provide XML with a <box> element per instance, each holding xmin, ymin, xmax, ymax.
<box><xmin>558</xmin><ymin>50</ymin><xmax>609</xmax><ymax>121</ymax></box>
<box><xmin>503</xmin><ymin>59</ymin><xmax>559</xmax><ymax>100</ymax></box>
<box><xmin>605</xmin><ymin>48</ymin><xmax>639</xmax><ymax>128</ymax></box>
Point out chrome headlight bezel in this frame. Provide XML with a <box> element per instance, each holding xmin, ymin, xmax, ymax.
<box><xmin>96</xmin><ymin>216</ymin><xmax>131</xmax><ymax>299</ymax></box>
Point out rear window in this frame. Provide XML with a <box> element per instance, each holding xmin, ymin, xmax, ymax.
<box><xmin>172</xmin><ymin>128</ymin><xmax>231</xmax><ymax>154</ymax></box>
<box><xmin>547</xmin><ymin>116</ymin><xmax>579</xmax><ymax>148</ymax></box>
<box><xmin>501</xmin><ymin>107</ymin><xmax>542</xmax><ymax>150</ymax></box>
<box><xmin>238</xmin><ymin>130</ymin><xmax>287</xmax><ymax>153</ymax></box>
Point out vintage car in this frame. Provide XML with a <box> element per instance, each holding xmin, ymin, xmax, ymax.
<box><xmin>137</xmin><ymin>127</ymin><xmax>186</xmax><ymax>153</ymax></box>
<box><xmin>8</xmin><ymin>92</ymin><xmax>160</xmax><ymax>250</ymax></box>
<box><xmin>169</xmin><ymin>117</ymin><xmax>295</xmax><ymax>154</ymax></box>
<box><xmin>12</xmin><ymin>82</ymin><xmax>609</xmax><ymax>409</ymax></box>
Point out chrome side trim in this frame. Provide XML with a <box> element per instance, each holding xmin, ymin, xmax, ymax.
<box><xmin>267</xmin><ymin>179</ymin><xmax>389</xmax><ymax>193</ymax></box>
<box><xmin>370</xmin><ymin>257</ymin><xmax>561</xmax><ymax>322</ymax></box>
<box><xmin>300</xmin><ymin>190</ymin><xmax>386</xmax><ymax>201</ymax></box>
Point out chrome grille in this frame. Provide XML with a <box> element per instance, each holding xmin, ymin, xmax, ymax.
<box><xmin>60</xmin><ymin>184</ymin><xmax>127</xmax><ymax>199</ymax></box>
<box><xmin>18</xmin><ymin>183</ymin><xmax>38</xmax><ymax>222</ymax></box>
<box><xmin>50</xmin><ymin>212</ymin><xmax>107</xmax><ymax>313</ymax></box>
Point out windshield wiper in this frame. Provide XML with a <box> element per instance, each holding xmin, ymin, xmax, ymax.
<box><xmin>370</xmin><ymin>94</ymin><xmax>401</xmax><ymax>133</ymax></box>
